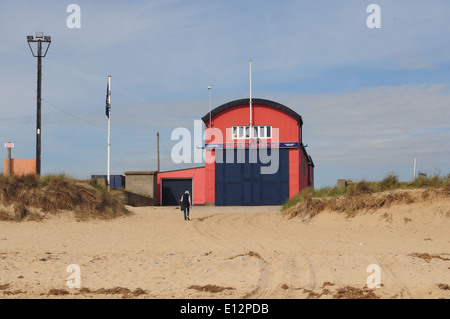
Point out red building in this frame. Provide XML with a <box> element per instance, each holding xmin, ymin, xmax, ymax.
<box><xmin>157</xmin><ymin>98</ymin><xmax>314</xmax><ymax>206</ymax></box>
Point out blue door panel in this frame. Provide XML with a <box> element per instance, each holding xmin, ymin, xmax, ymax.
<box><xmin>215</xmin><ymin>149</ymin><xmax>289</xmax><ymax>206</ymax></box>
<box><xmin>162</xmin><ymin>179</ymin><xmax>192</xmax><ymax>206</ymax></box>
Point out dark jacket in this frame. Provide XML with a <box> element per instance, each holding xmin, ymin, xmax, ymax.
<box><xmin>181</xmin><ymin>193</ymin><xmax>191</xmax><ymax>208</ymax></box>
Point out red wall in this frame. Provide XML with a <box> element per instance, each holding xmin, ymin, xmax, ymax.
<box><xmin>205</xmin><ymin>103</ymin><xmax>302</xmax><ymax>201</ymax></box>
<box><xmin>205</xmin><ymin>153</ymin><xmax>215</xmax><ymax>205</ymax></box>
<box><xmin>157</xmin><ymin>167</ymin><xmax>205</xmax><ymax>205</ymax></box>
<box><xmin>288</xmin><ymin>149</ymin><xmax>299</xmax><ymax>198</ymax></box>
<box><xmin>299</xmin><ymin>151</ymin><xmax>309</xmax><ymax>191</ymax></box>
<box><xmin>3</xmin><ymin>159</ymin><xmax>36</xmax><ymax>176</ymax></box>
<box><xmin>206</xmin><ymin>104</ymin><xmax>300</xmax><ymax>144</ymax></box>
<box><xmin>309</xmin><ymin>164</ymin><xmax>314</xmax><ymax>188</ymax></box>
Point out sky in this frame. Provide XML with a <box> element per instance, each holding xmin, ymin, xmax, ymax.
<box><xmin>0</xmin><ymin>0</ymin><xmax>449</xmax><ymax>188</ymax></box>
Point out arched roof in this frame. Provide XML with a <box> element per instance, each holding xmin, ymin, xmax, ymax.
<box><xmin>201</xmin><ymin>98</ymin><xmax>303</xmax><ymax>125</ymax></box>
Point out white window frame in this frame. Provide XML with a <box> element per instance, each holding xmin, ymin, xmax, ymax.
<box><xmin>232</xmin><ymin>126</ymin><xmax>249</xmax><ymax>139</ymax></box>
<box><xmin>232</xmin><ymin>125</ymin><xmax>272</xmax><ymax>139</ymax></box>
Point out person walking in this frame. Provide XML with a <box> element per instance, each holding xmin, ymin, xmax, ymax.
<box><xmin>180</xmin><ymin>190</ymin><xmax>192</xmax><ymax>221</ymax></box>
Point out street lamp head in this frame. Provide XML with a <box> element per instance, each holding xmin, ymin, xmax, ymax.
<box><xmin>27</xmin><ymin>33</ymin><xmax>52</xmax><ymax>57</ymax></box>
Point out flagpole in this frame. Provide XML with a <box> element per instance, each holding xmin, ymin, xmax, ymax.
<box><xmin>249</xmin><ymin>59</ymin><xmax>253</xmax><ymax>138</ymax></box>
<box><xmin>107</xmin><ymin>75</ymin><xmax>111</xmax><ymax>190</ymax></box>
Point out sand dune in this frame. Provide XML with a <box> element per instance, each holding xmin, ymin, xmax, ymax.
<box><xmin>0</xmin><ymin>189</ymin><xmax>449</xmax><ymax>299</ymax></box>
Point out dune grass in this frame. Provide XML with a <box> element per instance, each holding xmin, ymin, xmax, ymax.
<box><xmin>0</xmin><ymin>173</ymin><xmax>129</xmax><ymax>222</ymax></box>
<box><xmin>282</xmin><ymin>173</ymin><xmax>450</xmax><ymax>219</ymax></box>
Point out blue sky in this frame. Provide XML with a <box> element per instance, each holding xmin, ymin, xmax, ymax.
<box><xmin>0</xmin><ymin>0</ymin><xmax>449</xmax><ymax>188</ymax></box>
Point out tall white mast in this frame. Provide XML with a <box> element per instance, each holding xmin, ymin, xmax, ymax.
<box><xmin>107</xmin><ymin>75</ymin><xmax>111</xmax><ymax>190</ymax></box>
<box><xmin>249</xmin><ymin>59</ymin><xmax>253</xmax><ymax>137</ymax></box>
<box><xmin>413</xmin><ymin>157</ymin><xmax>417</xmax><ymax>180</ymax></box>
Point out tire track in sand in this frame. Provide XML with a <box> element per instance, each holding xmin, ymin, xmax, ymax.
<box><xmin>193</xmin><ymin>211</ymin><xmax>281</xmax><ymax>298</ymax></box>
<box><xmin>303</xmin><ymin>255</ymin><xmax>318</xmax><ymax>292</ymax></box>
<box><xmin>243</xmin><ymin>252</ymin><xmax>278</xmax><ymax>299</ymax></box>
<box><xmin>192</xmin><ymin>209</ymin><xmax>328</xmax><ymax>299</ymax></box>
<box><xmin>192</xmin><ymin>213</ymin><xmax>249</xmax><ymax>252</ymax></box>
<box><xmin>375</xmin><ymin>256</ymin><xmax>413</xmax><ymax>299</ymax></box>
<box><xmin>225</xmin><ymin>212</ymin><xmax>286</xmax><ymax>299</ymax></box>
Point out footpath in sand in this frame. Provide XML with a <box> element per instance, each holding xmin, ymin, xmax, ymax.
<box><xmin>0</xmin><ymin>191</ymin><xmax>449</xmax><ymax>299</ymax></box>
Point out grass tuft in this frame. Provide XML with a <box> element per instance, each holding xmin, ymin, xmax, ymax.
<box><xmin>283</xmin><ymin>172</ymin><xmax>450</xmax><ymax>219</ymax></box>
<box><xmin>378</xmin><ymin>173</ymin><xmax>399</xmax><ymax>191</ymax></box>
<box><xmin>0</xmin><ymin>174</ymin><xmax>129</xmax><ymax>222</ymax></box>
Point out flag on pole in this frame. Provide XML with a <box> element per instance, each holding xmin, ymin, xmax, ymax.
<box><xmin>105</xmin><ymin>79</ymin><xmax>111</xmax><ymax>118</ymax></box>
<box><xmin>106</xmin><ymin>75</ymin><xmax>111</xmax><ymax>190</ymax></box>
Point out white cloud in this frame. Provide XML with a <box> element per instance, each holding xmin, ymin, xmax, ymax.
<box><xmin>272</xmin><ymin>84</ymin><xmax>450</xmax><ymax>186</ymax></box>
<box><xmin>396</xmin><ymin>64</ymin><xmax>435</xmax><ymax>70</ymax></box>
<box><xmin>1</xmin><ymin>1</ymin><xmax>450</xmax><ymax>188</ymax></box>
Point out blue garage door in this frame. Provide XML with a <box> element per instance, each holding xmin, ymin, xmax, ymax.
<box><xmin>161</xmin><ymin>179</ymin><xmax>192</xmax><ymax>206</ymax></box>
<box><xmin>215</xmin><ymin>148</ymin><xmax>289</xmax><ymax>206</ymax></box>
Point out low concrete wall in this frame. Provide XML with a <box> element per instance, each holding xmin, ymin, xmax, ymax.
<box><xmin>124</xmin><ymin>171</ymin><xmax>157</xmax><ymax>198</ymax></box>
<box><xmin>337</xmin><ymin>179</ymin><xmax>347</xmax><ymax>189</ymax></box>
<box><xmin>92</xmin><ymin>178</ymin><xmax>108</xmax><ymax>187</ymax></box>
<box><xmin>119</xmin><ymin>190</ymin><xmax>157</xmax><ymax>207</ymax></box>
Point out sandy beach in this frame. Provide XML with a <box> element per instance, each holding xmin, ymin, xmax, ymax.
<box><xmin>0</xmin><ymin>192</ymin><xmax>449</xmax><ymax>299</ymax></box>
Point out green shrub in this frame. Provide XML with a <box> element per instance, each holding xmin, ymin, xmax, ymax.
<box><xmin>378</xmin><ymin>173</ymin><xmax>399</xmax><ymax>191</ymax></box>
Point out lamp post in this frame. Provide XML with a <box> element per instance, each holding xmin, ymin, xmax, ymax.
<box><xmin>208</xmin><ymin>85</ymin><xmax>213</xmax><ymax>127</ymax></box>
<box><xmin>27</xmin><ymin>32</ymin><xmax>51</xmax><ymax>176</ymax></box>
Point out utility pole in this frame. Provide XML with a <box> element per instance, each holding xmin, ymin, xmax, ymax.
<box><xmin>27</xmin><ymin>33</ymin><xmax>51</xmax><ymax>176</ymax></box>
<box><xmin>7</xmin><ymin>148</ymin><xmax>11</xmax><ymax>176</ymax></box>
<box><xmin>4</xmin><ymin>142</ymin><xmax>14</xmax><ymax>176</ymax></box>
<box><xmin>106</xmin><ymin>75</ymin><xmax>111</xmax><ymax>190</ymax></box>
<box><xmin>157</xmin><ymin>132</ymin><xmax>160</xmax><ymax>172</ymax></box>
